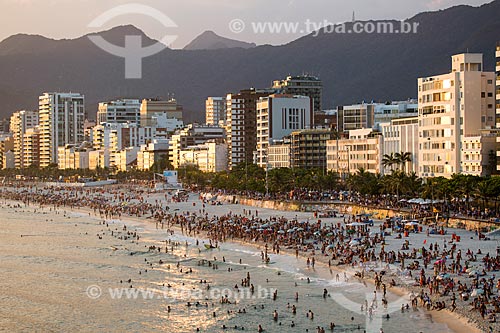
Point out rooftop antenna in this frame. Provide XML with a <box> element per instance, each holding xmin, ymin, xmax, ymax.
<box><xmin>352</xmin><ymin>11</ymin><xmax>355</xmax><ymax>22</ymax></box>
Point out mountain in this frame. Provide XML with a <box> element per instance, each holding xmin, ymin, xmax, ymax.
<box><xmin>184</xmin><ymin>30</ymin><xmax>256</xmax><ymax>50</ymax></box>
<box><xmin>0</xmin><ymin>1</ymin><xmax>499</xmax><ymax>123</ymax></box>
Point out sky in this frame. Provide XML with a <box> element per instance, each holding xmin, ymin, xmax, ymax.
<box><xmin>0</xmin><ymin>0</ymin><xmax>494</xmax><ymax>48</ymax></box>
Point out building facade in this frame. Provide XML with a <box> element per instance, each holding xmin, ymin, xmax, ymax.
<box><xmin>326</xmin><ymin>129</ymin><xmax>383</xmax><ymax>177</ymax></box>
<box><xmin>170</xmin><ymin>124</ymin><xmax>225</xmax><ymax>169</ymax></box>
<box><xmin>418</xmin><ymin>53</ymin><xmax>495</xmax><ymax>178</ymax></box>
<box><xmin>10</xmin><ymin>110</ymin><xmax>39</xmax><ymax>168</ymax></box>
<box><xmin>39</xmin><ymin>92</ymin><xmax>85</xmax><ymax>167</ymax></box>
<box><xmin>22</xmin><ymin>127</ymin><xmax>41</xmax><ymax>168</ymax></box>
<box><xmin>379</xmin><ymin>117</ymin><xmax>419</xmax><ymax>174</ymax></box>
<box><xmin>338</xmin><ymin>101</ymin><xmax>418</xmax><ymax>133</ymax></box>
<box><xmin>97</xmin><ymin>99</ymin><xmax>141</xmax><ymax>125</ymax></box>
<box><xmin>256</xmin><ymin>94</ymin><xmax>312</xmax><ymax>168</ymax></box>
<box><xmin>272</xmin><ymin>75</ymin><xmax>322</xmax><ymax>113</ymax></box>
<box><xmin>496</xmin><ymin>43</ymin><xmax>500</xmax><ymax>171</ymax></box>
<box><xmin>137</xmin><ymin>139</ymin><xmax>170</xmax><ymax>171</ymax></box>
<box><xmin>140</xmin><ymin>98</ymin><xmax>183</xmax><ymax>127</ymax></box>
<box><xmin>268</xmin><ymin>140</ymin><xmax>291</xmax><ymax>169</ymax></box>
<box><xmin>206</xmin><ymin>97</ymin><xmax>225</xmax><ymax>126</ymax></box>
<box><xmin>461</xmin><ymin>131</ymin><xmax>498</xmax><ymax>176</ymax></box>
<box><xmin>290</xmin><ymin>129</ymin><xmax>334</xmax><ymax>170</ymax></box>
<box><xmin>179</xmin><ymin>140</ymin><xmax>228</xmax><ymax>173</ymax></box>
<box><xmin>226</xmin><ymin>88</ymin><xmax>273</xmax><ymax>169</ymax></box>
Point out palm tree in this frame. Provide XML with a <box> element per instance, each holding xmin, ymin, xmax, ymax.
<box><xmin>395</xmin><ymin>151</ymin><xmax>412</xmax><ymax>173</ymax></box>
<box><xmin>382</xmin><ymin>153</ymin><xmax>397</xmax><ymax>173</ymax></box>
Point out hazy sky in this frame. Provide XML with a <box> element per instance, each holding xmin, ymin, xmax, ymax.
<box><xmin>0</xmin><ymin>0</ymin><xmax>493</xmax><ymax>48</ymax></box>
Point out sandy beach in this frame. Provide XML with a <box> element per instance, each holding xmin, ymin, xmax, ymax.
<box><xmin>0</xmin><ymin>185</ymin><xmax>498</xmax><ymax>333</ymax></box>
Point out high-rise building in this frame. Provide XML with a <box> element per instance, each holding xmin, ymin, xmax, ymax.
<box><xmin>226</xmin><ymin>88</ymin><xmax>274</xmax><ymax>169</ymax></box>
<box><xmin>22</xmin><ymin>127</ymin><xmax>41</xmax><ymax>168</ymax></box>
<box><xmin>418</xmin><ymin>53</ymin><xmax>495</xmax><ymax>178</ymax></box>
<box><xmin>205</xmin><ymin>97</ymin><xmax>225</xmax><ymax>126</ymax></box>
<box><xmin>97</xmin><ymin>99</ymin><xmax>141</xmax><ymax>125</ymax></box>
<box><xmin>290</xmin><ymin>129</ymin><xmax>335</xmax><ymax>170</ymax></box>
<box><xmin>496</xmin><ymin>42</ymin><xmax>500</xmax><ymax>172</ymax></box>
<box><xmin>10</xmin><ymin>110</ymin><xmax>39</xmax><ymax>168</ymax></box>
<box><xmin>272</xmin><ymin>75</ymin><xmax>322</xmax><ymax>113</ymax></box>
<box><xmin>39</xmin><ymin>92</ymin><xmax>85</xmax><ymax>167</ymax></box>
<box><xmin>256</xmin><ymin>94</ymin><xmax>312</xmax><ymax>168</ymax></box>
<box><xmin>140</xmin><ymin>98</ymin><xmax>183</xmax><ymax>127</ymax></box>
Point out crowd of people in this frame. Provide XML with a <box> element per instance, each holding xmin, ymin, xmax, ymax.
<box><xmin>1</xmin><ymin>184</ymin><xmax>499</xmax><ymax>332</ymax></box>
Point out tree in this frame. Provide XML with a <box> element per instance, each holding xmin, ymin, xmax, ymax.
<box><xmin>382</xmin><ymin>153</ymin><xmax>397</xmax><ymax>173</ymax></box>
<box><xmin>395</xmin><ymin>151</ymin><xmax>412</xmax><ymax>173</ymax></box>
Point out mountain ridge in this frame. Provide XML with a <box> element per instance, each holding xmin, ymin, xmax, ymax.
<box><xmin>0</xmin><ymin>1</ymin><xmax>498</xmax><ymax>123</ymax></box>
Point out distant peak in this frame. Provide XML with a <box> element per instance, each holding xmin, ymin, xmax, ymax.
<box><xmin>184</xmin><ymin>30</ymin><xmax>256</xmax><ymax>51</ymax></box>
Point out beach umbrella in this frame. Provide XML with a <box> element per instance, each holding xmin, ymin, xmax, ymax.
<box><xmin>347</xmin><ymin>222</ymin><xmax>365</xmax><ymax>227</ymax></box>
<box><xmin>287</xmin><ymin>229</ymin><xmax>295</xmax><ymax>233</ymax></box>
<box><xmin>314</xmin><ymin>231</ymin><xmax>321</xmax><ymax>236</ymax></box>
<box><xmin>327</xmin><ymin>244</ymin><xmax>335</xmax><ymax>249</ymax></box>
<box><xmin>299</xmin><ymin>221</ymin><xmax>308</xmax><ymax>224</ymax></box>
<box><xmin>277</xmin><ymin>230</ymin><xmax>285</xmax><ymax>234</ymax></box>
<box><xmin>326</xmin><ymin>232</ymin><xmax>334</xmax><ymax>237</ymax></box>
<box><xmin>296</xmin><ymin>227</ymin><xmax>304</xmax><ymax>232</ymax></box>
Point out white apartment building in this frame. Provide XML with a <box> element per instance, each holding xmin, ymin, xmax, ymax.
<box><xmin>57</xmin><ymin>144</ymin><xmax>91</xmax><ymax>170</ymax></box>
<box><xmin>112</xmin><ymin>147</ymin><xmax>140</xmax><ymax>172</ymax></box>
<box><xmin>179</xmin><ymin>141</ymin><xmax>228</xmax><ymax>173</ymax></box>
<box><xmin>39</xmin><ymin>92</ymin><xmax>85</xmax><ymax>167</ymax></box>
<box><xmin>97</xmin><ymin>99</ymin><xmax>141</xmax><ymax>125</ymax></box>
<box><xmin>418</xmin><ymin>53</ymin><xmax>495</xmax><ymax>178</ymax></box>
<box><xmin>22</xmin><ymin>127</ymin><xmax>41</xmax><ymax>168</ymax></box>
<box><xmin>169</xmin><ymin>124</ymin><xmax>225</xmax><ymax>169</ymax></box>
<box><xmin>256</xmin><ymin>94</ymin><xmax>311</xmax><ymax>168</ymax></box>
<box><xmin>10</xmin><ymin>110</ymin><xmax>39</xmax><ymax>168</ymax></box>
<box><xmin>206</xmin><ymin>97</ymin><xmax>225</xmax><ymax>126</ymax></box>
<box><xmin>461</xmin><ymin>131</ymin><xmax>498</xmax><ymax>176</ymax></box>
<box><xmin>137</xmin><ymin>139</ymin><xmax>170</xmax><ymax>171</ymax></box>
<box><xmin>88</xmin><ymin>150</ymin><xmax>108</xmax><ymax>170</ymax></box>
<box><xmin>91</xmin><ymin>123</ymin><xmax>156</xmax><ymax>151</ymax></box>
<box><xmin>326</xmin><ymin>128</ymin><xmax>383</xmax><ymax>177</ymax></box>
<box><xmin>379</xmin><ymin>117</ymin><xmax>419</xmax><ymax>174</ymax></box>
<box><xmin>267</xmin><ymin>140</ymin><xmax>291</xmax><ymax>169</ymax></box>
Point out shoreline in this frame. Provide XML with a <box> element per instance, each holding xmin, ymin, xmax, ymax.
<box><xmin>1</xmin><ymin>193</ymin><xmax>486</xmax><ymax>333</ymax></box>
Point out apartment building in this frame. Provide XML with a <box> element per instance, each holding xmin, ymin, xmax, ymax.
<box><xmin>418</xmin><ymin>53</ymin><xmax>495</xmax><ymax>178</ymax></box>
<box><xmin>39</xmin><ymin>92</ymin><xmax>85</xmax><ymax>167</ymax></box>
